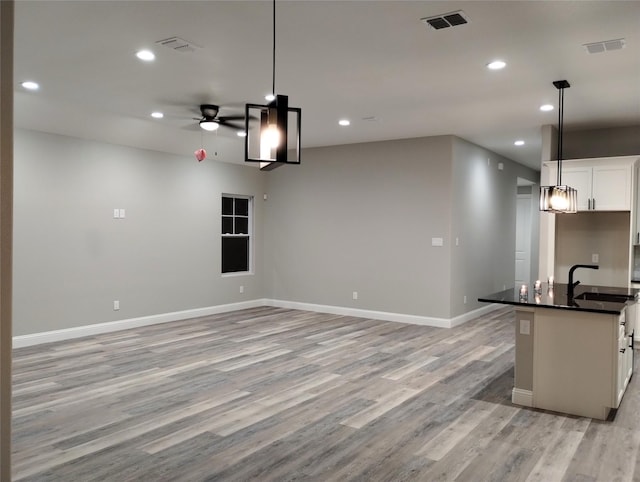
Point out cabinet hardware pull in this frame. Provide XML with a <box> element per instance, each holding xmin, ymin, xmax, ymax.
<box><xmin>620</xmin><ymin>348</ymin><xmax>626</xmax><ymax>353</ymax></box>
<box><xmin>593</xmin><ymin>198</ymin><xmax>596</xmax><ymax>210</ymax></box>
<box><xmin>588</xmin><ymin>198</ymin><xmax>591</xmax><ymax>210</ymax></box>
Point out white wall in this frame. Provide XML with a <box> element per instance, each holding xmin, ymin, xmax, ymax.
<box><xmin>13</xmin><ymin>129</ymin><xmax>266</xmax><ymax>336</ymax></box>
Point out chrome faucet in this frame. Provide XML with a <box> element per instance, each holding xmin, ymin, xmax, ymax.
<box><xmin>568</xmin><ymin>264</ymin><xmax>599</xmax><ymax>299</ymax></box>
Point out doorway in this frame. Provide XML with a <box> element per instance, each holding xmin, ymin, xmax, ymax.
<box><xmin>515</xmin><ymin>180</ymin><xmax>535</xmax><ymax>287</ymax></box>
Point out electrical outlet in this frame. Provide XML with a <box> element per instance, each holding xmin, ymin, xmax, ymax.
<box><xmin>463</xmin><ymin>295</ymin><xmax>467</xmax><ymax>304</ymax></box>
<box><xmin>113</xmin><ymin>300</ymin><xmax>120</xmax><ymax>311</ymax></box>
<box><xmin>592</xmin><ymin>253</ymin><xmax>599</xmax><ymax>263</ymax></box>
<box><xmin>113</xmin><ymin>208</ymin><xmax>120</xmax><ymax>219</ymax></box>
<box><xmin>352</xmin><ymin>291</ymin><xmax>358</xmax><ymax>300</ymax></box>
<box><xmin>239</xmin><ymin>286</ymin><xmax>244</xmax><ymax>294</ymax></box>
<box><xmin>520</xmin><ymin>319</ymin><xmax>530</xmax><ymax>335</ymax></box>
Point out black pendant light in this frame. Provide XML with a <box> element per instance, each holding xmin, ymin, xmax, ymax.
<box><xmin>244</xmin><ymin>0</ymin><xmax>301</xmax><ymax>170</ymax></box>
<box><xmin>539</xmin><ymin>80</ymin><xmax>577</xmax><ymax>213</ymax></box>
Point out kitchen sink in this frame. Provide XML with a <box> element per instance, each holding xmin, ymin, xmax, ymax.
<box><xmin>573</xmin><ymin>292</ymin><xmax>634</xmax><ymax>303</ymax></box>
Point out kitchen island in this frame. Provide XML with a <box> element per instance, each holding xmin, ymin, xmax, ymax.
<box><xmin>479</xmin><ymin>283</ymin><xmax>638</xmax><ymax>420</ymax></box>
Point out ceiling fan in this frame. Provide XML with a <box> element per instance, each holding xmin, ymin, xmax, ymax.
<box><xmin>194</xmin><ymin>104</ymin><xmax>244</xmax><ymax>132</ymax></box>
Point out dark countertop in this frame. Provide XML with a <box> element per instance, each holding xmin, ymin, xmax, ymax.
<box><xmin>478</xmin><ymin>283</ymin><xmax>638</xmax><ymax>315</ymax></box>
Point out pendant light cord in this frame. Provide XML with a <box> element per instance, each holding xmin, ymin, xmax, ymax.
<box><xmin>557</xmin><ymin>86</ymin><xmax>564</xmax><ymax>186</ymax></box>
<box><xmin>271</xmin><ymin>0</ymin><xmax>276</xmax><ymax>98</ymax></box>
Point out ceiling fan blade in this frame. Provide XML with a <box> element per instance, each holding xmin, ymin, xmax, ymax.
<box><xmin>218</xmin><ymin>121</ymin><xmax>244</xmax><ymax>131</ymax></box>
<box><xmin>218</xmin><ymin>115</ymin><xmax>245</xmax><ymax>122</ymax></box>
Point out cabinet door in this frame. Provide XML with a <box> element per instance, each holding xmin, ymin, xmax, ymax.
<box><xmin>592</xmin><ymin>165</ymin><xmax>632</xmax><ymax>211</ymax></box>
<box><xmin>561</xmin><ymin>166</ymin><xmax>592</xmax><ymax>211</ymax></box>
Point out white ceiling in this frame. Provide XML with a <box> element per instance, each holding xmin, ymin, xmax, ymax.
<box><xmin>13</xmin><ymin>0</ymin><xmax>640</xmax><ymax>171</ymax></box>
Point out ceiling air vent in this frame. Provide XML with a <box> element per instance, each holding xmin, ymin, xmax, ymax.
<box><xmin>583</xmin><ymin>38</ymin><xmax>625</xmax><ymax>54</ymax></box>
<box><xmin>156</xmin><ymin>36</ymin><xmax>201</xmax><ymax>53</ymax></box>
<box><xmin>421</xmin><ymin>10</ymin><xmax>469</xmax><ymax>30</ymax></box>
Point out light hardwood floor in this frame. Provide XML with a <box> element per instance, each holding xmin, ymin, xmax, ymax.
<box><xmin>11</xmin><ymin>306</ymin><xmax>640</xmax><ymax>481</ymax></box>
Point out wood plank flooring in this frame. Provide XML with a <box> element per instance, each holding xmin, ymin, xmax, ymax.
<box><xmin>11</xmin><ymin>306</ymin><xmax>640</xmax><ymax>481</ymax></box>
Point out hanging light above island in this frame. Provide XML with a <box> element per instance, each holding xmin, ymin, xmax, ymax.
<box><xmin>540</xmin><ymin>80</ymin><xmax>577</xmax><ymax>213</ymax></box>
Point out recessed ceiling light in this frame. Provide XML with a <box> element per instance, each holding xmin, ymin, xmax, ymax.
<box><xmin>540</xmin><ymin>104</ymin><xmax>554</xmax><ymax>112</ymax></box>
<box><xmin>487</xmin><ymin>60</ymin><xmax>506</xmax><ymax>70</ymax></box>
<box><xmin>136</xmin><ymin>50</ymin><xmax>155</xmax><ymax>61</ymax></box>
<box><xmin>151</xmin><ymin>112</ymin><xmax>164</xmax><ymax>119</ymax></box>
<box><xmin>514</xmin><ymin>140</ymin><xmax>525</xmax><ymax>146</ymax></box>
<box><xmin>338</xmin><ymin>119</ymin><xmax>350</xmax><ymax>126</ymax></box>
<box><xmin>237</xmin><ymin>131</ymin><xmax>247</xmax><ymax>137</ymax></box>
<box><xmin>21</xmin><ymin>81</ymin><xmax>39</xmax><ymax>90</ymax></box>
<box><xmin>265</xmin><ymin>94</ymin><xmax>276</xmax><ymax>102</ymax></box>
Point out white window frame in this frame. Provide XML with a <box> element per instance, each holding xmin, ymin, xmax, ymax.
<box><xmin>221</xmin><ymin>194</ymin><xmax>253</xmax><ymax>276</ymax></box>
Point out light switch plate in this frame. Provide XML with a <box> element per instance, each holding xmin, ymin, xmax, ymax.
<box><xmin>431</xmin><ymin>237</ymin><xmax>444</xmax><ymax>247</ymax></box>
<box><xmin>520</xmin><ymin>319</ymin><xmax>530</xmax><ymax>335</ymax></box>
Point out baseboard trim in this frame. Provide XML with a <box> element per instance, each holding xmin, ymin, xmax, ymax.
<box><xmin>449</xmin><ymin>303</ymin><xmax>503</xmax><ymax>328</ymax></box>
<box><xmin>14</xmin><ymin>299</ymin><xmax>505</xmax><ymax>348</ymax></box>
<box><xmin>13</xmin><ymin>299</ymin><xmax>268</xmax><ymax>348</ymax></box>
<box><xmin>267</xmin><ymin>299</ymin><xmax>502</xmax><ymax>329</ymax></box>
<box><xmin>512</xmin><ymin>388</ymin><xmax>533</xmax><ymax>407</ymax></box>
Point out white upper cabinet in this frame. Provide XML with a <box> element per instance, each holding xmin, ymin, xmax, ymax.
<box><xmin>561</xmin><ymin>165</ymin><xmax>592</xmax><ymax>211</ymax></box>
<box><xmin>559</xmin><ymin>159</ymin><xmax>633</xmax><ymax>211</ymax></box>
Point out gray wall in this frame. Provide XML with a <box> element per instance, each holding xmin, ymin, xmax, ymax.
<box><xmin>564</xmin><ymin>126</ymin><xmax>640</xmax><ymax>160</ymax></box>
<box><xmin>555</xmin><ymin>211</ymin><xmax>630</xmax><ymax>287</ymax></box>
<box><xmin>13</xmin><ymin>129</ymin><xmax>266</xmax><ymax>336</ymax></box>
<box><xmin>264</xmin><ymin>136</ymin><xmax>454</xmax><ymax>319</ymax></box>
<box><xmin>450</xmin><ymin>137</ymin><xmax>539</xmax><ymax>317</ymax></box>
<box><xmin>542</xmin><ymin>124</ymin><xmax>640</xmax><ymax>162</ymax></box>
<box><xmin>264</xmin><ymin>135</ymin><xmax>538</xmax><ymax>320</ymax></box>
<box><xmin>14</xmin><ymin>128</ymin><xmax>538</xmax><ymax>335</ymax></box>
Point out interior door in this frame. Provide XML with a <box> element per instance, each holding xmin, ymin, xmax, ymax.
<box><xmin>515</xmin><ymin>194</ymin><xmax>532</xmax><ymax>287</ymax></box>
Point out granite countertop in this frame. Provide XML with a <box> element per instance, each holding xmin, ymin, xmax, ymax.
<box><xmin>478</xmin><ymin>283</ymin><xmax>639</xmax><ymax>315</ymax></box>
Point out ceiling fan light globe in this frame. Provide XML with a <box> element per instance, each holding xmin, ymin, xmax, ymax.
<box><xmin>199</xmin><ymin>120</ymin><xmax>219</xmax><ymax>131</ymax></box>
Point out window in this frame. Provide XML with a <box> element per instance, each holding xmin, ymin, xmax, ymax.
<box><xmin>221</xmin><ymin>195</ymin><xmax>252</xmax><ymax>274</ymax></box>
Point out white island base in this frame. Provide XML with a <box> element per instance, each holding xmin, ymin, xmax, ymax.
<box><xmin>513</xmin><ymin>306</ymin><xmax>634</xmax><ymax>420</ymax></box>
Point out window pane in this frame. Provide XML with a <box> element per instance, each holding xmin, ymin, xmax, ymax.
<box><xmin>222</xmin><ymin>197</ymin><xmax>234</xmax><ymax>215</ymax></box>
<box><xmin>222</xmin><ymin>217</ymin><xmax>233</xmax><ymax>234</ymax></box>
<box><xmin>235</xmin><ymin>217</ymin><xmax>248</xmax><ymax>234</ymax></box>
<box><xmin>235</xmin><ymin>198</ymin><xmax>249</xmax><ymax>216</ymax></box>
<box><xmin>222</xmin><ymin>237</ymin><xmax>249</xmax><ymax>273</ymax></box>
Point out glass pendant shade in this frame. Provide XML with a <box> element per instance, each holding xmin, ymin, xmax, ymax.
<box><xmin>245</xmin><ymin>94</ymin><xmax>301</xmax><ymax>170</ymax></box>
<box><xmin>539</xmin><ymin>185</ymin><xmax>577</xmax><ymax>213</ymax></box>
<box><xmin>539</xmin><ymin>79</ymin><xmax>576</xmax><ymax>214</ymax></box>
<box><xmin>244</xmin><ymin>0</ymin><xmax>301</xmax><ymax>170</ymax></box>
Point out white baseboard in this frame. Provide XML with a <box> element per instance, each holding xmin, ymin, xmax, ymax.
<box><xmin>13</xmin><ymin>299</ymin><xmax>268</xmax><ymax>348</ymax></box>
<box><xmin>449</xmin><ymin>303</ymin><xmax>503</xmax><ymax>327</ymax></box>
<box><xmin>267</xmin><ymin>299</ymin><xmax>502</xmax><ymax>329</ymax></box>
<box><xmin>14</xmin><ymin>299</ymin><xmax>504</xmax><ymax>348</ymax></box>
<box><xmin>512</xmin><ymin>388</ymin><xmax>533</xmax><ymax>407</ymax></box>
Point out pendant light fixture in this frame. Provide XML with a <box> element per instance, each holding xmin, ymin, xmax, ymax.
<box><xmin>244</xmin><ymin>0</ymin><xmax>301</xmax><ymax>170</ymax></box>
<box><xmin>539</xmin><ymin>80</ymin><xmax>577</xmax><ymax>213</ymax></box>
